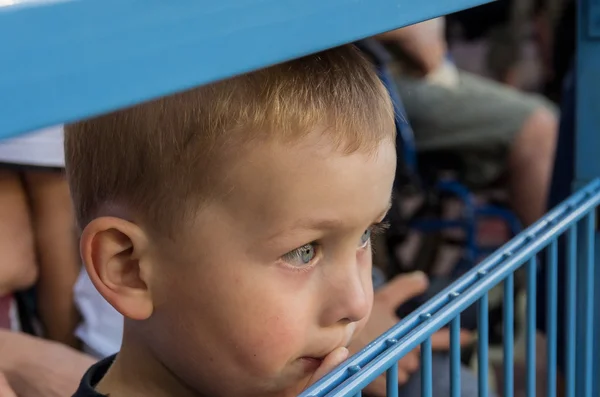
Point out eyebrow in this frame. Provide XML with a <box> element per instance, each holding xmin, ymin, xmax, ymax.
<box><xmin>267</xmin><ymin>197</ymin><xmax>393</xmax><ymax>241</ymax></box>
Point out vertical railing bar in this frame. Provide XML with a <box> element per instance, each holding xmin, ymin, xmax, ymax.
<box><xmin>583</xmin><ymin>213</ymin><xmax>595</xmax><ymax>397</ymax></box>
<box><xmin>547</xmin><ymin>239</ymin><xmax>558</xmax><ymax>397</ymax></box>
<box><xmin>565</xmin><ymin>226</ymin><xmax>577</xmax><ymax>397</ymax></box>
<box><xmin>478</xmin><ymin>281</ymin><xmax>489</xmax><ymax>397</ymax></box>
<box><xmin>526</xmin><ymin>256</ymin><xmax>536</xmax><ymax>397</ymax></box>
<box><xmin>422</xmin><ymin>336</ymin><xmax>433</xmax><ymax>397</ymax></box>
<box><xmin>386</xmin><ymin>362</ymin><xmax>398</xmax><ymax>397</ymax></box>
<box><xmin>450</xmin><ymin>312</ymin><xmax>461</xmax><ymax>397</ymax></box>
<box><xmin>504</xmin><ymin>273</ymin><xmax>515</xmax><ymax>397</ymax></box>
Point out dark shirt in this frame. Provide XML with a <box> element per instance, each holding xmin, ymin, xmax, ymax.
<box><xmin>72</xmin><ymin>354</ymin><xmax>115</xmax><ymax>397</ymax></box>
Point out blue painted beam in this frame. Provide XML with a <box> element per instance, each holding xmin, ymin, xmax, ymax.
<box><xmin>576</xmin><ymin>1</ymin><xmax>600</xmax><ymax>395</ymax></box>
<box><xmin>0</xmin><ymin>0</ymin><xmax>493</xmax><ymax>139</ymax></box>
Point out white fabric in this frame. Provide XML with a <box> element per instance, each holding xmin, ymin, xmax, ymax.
<box><xmin>425</xmin><ymin>61</ymin><xmax>460</xmax><ymax>89</ymax></box>
<box><xmin>0</xmin><ymin>125</ymin><xmax>65</xmax><ymax>167</ymax></box>
<box><xmin>74</xmin><ymin>268</ymin><xmax>123</xmax><ymax>358</ymax></box>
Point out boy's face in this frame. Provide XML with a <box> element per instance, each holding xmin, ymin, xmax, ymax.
<box><xmin>145</xmin><ymin>132</ymin><xmax>396</xmax><ymax>396</ymax></box>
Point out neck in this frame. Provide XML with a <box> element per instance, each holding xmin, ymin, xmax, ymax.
<box><xmin>96</xmin><ymin>326</ymin><xmax>203</xmax><ymax>397</ymax></box>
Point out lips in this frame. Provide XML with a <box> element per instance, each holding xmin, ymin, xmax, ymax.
<box><xmin>305</xmin><ymin>339</ymin><xmax>353</xmax><ymax>363</ymax></box>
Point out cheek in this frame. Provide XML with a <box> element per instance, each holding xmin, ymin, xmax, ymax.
<box><xmin>171</xmin><ymin>264</ymin><xmax>315</xmax><ymax>372</ymax></box>
<box><xmin>239</xmin><ymin>308</ymin><xmax>308</xmax><ymax>367</ymax></box>
<box><xmin>148</xmin><ymin>272</ymin><xmax>317</xmax><ymax>397</ymax></box>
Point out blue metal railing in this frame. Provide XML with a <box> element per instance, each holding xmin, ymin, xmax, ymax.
<box><xmin>300</xmin><ymin>179</ymin><xmax>600</xmax><ymax>396</ymax></box>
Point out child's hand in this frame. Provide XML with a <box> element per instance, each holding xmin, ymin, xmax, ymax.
<box><xmin>304</xmin><ymin>346</ymin><xmax>349</xmax><ymax>388</ymax></box>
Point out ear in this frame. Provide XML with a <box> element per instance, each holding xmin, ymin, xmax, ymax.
<box><xmin>81</xmin><ymin>217</ymin><xmax>154</xmax><ymax>320</ymax></box>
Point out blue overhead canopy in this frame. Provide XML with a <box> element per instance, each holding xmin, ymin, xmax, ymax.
<box><xmin>0</xmin><ymin>0</ymin><xmax>493</xmax><ymax>139</ymax></box>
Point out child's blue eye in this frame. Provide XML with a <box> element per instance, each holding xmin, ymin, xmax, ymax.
<box><xmin>282</xmin><ymin>243</ymin><xmax>316</xmax><ymax>266</ymax></box>
<box><xmin>359</xmin><ymin>229</ymin><xmax>372</xmax><ymax>247</ymax></box>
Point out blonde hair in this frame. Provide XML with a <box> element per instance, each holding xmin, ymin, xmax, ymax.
<box><xmin>65</xmin><ymin>45</ymin><xmax>395</xmax><ymax>234</ymax></box>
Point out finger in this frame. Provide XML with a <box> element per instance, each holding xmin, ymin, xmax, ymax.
<box><xmin>458</xmin><ymin>330</ymin><xmax>474</xmax><ymax>346</ymax></box>
<box><xmin>363</xmin><ymin>369</ymin><xmax>412</xmax><ymax>397</ymax></box>
<box><xmin>397</xmin><ymin>370</ymin><xmax>410</xmax><ymax>385</ymax></box>
<box><xmin>305</xmin><ymin>347</ymin><xmax>349</xmax><ymax>387</ymax></box>
<box><xmin>0</xmin><ymin>372</ymin><xmax>17</xmax><ymax>397</ymax></box>
<box><xmin>376</xmin><ymin>271</ymin><xmax>429</xmax><ymax>308</ymax></box>
<box><xmin>363</xmin><ymin>376</ymin><xmax>387</xmax><ymax>397</ymax></box>
<box><xmin>430</xmin><ymin>329</ymin><xmax>474</xmax><ymax>351</ymax></box>
<box><xmin>397</xmin><ymin>350</ymin><xmax>420</xmax><ymax>373</ymax></box>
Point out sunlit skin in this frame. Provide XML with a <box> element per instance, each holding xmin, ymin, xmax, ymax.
<box><xmin>81</xmin><ymin>129</ymin><xmax>397</xmax><ymax>397</ymax></box>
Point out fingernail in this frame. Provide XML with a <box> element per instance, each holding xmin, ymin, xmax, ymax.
<box><xmin>411</xmin><ymin>271</ymin><xmax>427</xmax><ymax>280</ymax></box>
<box><xmin>338</xmin><ymin>347</ymin><xmax>349</xmax><ymax>360</ymax></box>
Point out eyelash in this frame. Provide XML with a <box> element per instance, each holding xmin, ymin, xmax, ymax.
<box><xmin>281</xmin><ymin>220</ymin><xmax>391</xmax><ymax>272</ymax></box>
<box><xmin>370</xmin><ymin>220</ymin><xmax>391</xmax><ymax>237</ymax></box>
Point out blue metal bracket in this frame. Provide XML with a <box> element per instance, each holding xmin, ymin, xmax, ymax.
<box><xmin>587</xmin><ymin>0</ymin><xmax>600</xmax><ymax>38</ymax></box>
<box><xmin>577</xmin><ymin>1</ymin><xmax>600</xmax><ymax>394</ymax></box>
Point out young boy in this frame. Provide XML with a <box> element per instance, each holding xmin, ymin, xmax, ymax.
<box><xmin>67</xmin><ymin>45</ymin><xmax>397</xmax><ymax>397</ymax></box>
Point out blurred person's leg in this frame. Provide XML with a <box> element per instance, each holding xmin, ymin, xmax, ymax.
<box><xmin>24</xmin><ymin>170</ymin><xmax>80</xmax><ymax>347</ymax></box>
<box><xmin>0</xmin><ymin>169</ymin><xmax>37</xmax><ymax>296</ymax></box>
<box><xmin>394</xmin><ymin>68</ymin><xmax>558</xmax><ymax>227</ymax></box>
<box><xmin>506</xmin><ymin>108</ymin><xmax>557</xmax><ymax>226</ymax></box>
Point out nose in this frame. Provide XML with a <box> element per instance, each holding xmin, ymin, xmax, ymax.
<box><xmin>319</xmin><ymin>255</ymin><xmax>372</xmax><ymax>326</ymax></box>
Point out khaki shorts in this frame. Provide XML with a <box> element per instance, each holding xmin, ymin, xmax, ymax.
<box><xmin>394</xmin><ymin>68</ymin><xmax>558</xmax><ymax>187</ymax></box>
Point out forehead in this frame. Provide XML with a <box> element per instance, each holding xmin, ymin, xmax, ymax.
<box><xmin>213</xmin><ymin>133</ymin><xmax>396</xmax><ymax>238</ymax></box>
